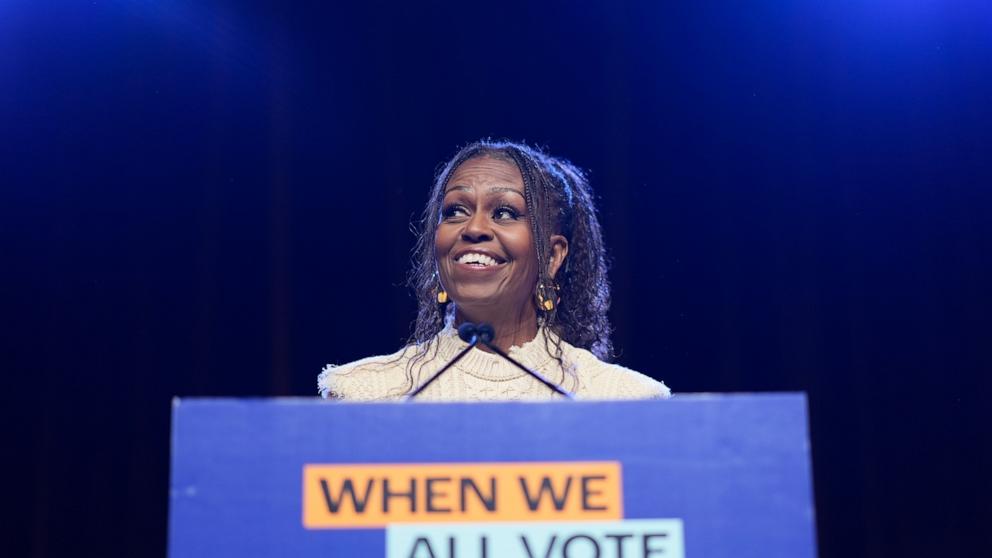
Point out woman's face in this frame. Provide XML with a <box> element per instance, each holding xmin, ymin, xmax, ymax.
<box><xmin>435</xmin><ymin>156</ymin><xmax>540</xmax><ymax>318</ymax></box>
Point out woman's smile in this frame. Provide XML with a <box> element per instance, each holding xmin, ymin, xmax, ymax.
<box><xmin>452</xmin><ymin>249</ymin><xmax>508</xmax><ymax>272</ymax></box>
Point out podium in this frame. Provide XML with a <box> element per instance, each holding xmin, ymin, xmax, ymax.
<box><xmin>168</xmin><ymin>394</ymin><xmax>817</xmax><ymax>557</ymax></box>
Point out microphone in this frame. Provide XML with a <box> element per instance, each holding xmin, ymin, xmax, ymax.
<box><xmin>475</xmin><ymin>323</ymin><xmax>495</xmax><ymax>344</ymax></box>
<box><xmin>475</xmin><ymin>323</ymin><xmax>574</xmax><ymax>399</ymax></box>
<box><xmin>405</xmin><ymin>322</ymin><xmax>482</xmax><ymax>400</ymax></box>
<box><xmin>457</xmin><ymin>322</ymin><xmax>480</xmax><ymax>343</ymax></box>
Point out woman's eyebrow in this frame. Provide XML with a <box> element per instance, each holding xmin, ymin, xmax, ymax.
<box><xmin>443</xmin><ymin>185</ymin><xmax>524</xmax><ymax>197</ymax></box>
<box><xmin>487</xmin><ymin>186</ymin><xmax>525</xmax><ymax>197</ymax></box>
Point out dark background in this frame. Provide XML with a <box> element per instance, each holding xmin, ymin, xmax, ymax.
<box><xmin>3</xmin><ymin>1</ymin><xmax>990</xmax><ymax>556</ymax></box>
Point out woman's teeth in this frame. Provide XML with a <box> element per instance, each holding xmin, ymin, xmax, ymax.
<box><xmin>456</xmin><ymin>253</ymin><xmax>498</xmax><ymax>267</ymax></box>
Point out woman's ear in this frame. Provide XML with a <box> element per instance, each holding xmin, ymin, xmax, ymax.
<box><xmin>548</xmin><ymin>235</ymin><xmax>569</xmax><ymax>279</ymax></box>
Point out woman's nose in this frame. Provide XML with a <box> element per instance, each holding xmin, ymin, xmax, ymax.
<box><xmin>461</xmin><ymin>212</ymin><xmax>493</xmax><ymax>242</ymax></box>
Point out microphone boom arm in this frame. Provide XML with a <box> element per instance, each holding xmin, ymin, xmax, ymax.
<box><xmin>479</xmin><ymin>339</ymin><xmax>575</xmax><ymax>399</ymax></box>
<box><xmin>405</xmin><ymin>333</ymin><xmax>479</xmax><ymax>400</ymax></box>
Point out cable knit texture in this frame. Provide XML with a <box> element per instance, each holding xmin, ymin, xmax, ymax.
<box><xmin>318</xmin><ymin>325</ymin><xmax>671</xmax><ymax>401</ymax></box>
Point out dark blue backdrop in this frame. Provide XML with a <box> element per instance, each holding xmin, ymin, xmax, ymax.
<box><xmin>3</xmin><ymin>1</ymin><xmax>990</xmax><ymax>556</ymax></box>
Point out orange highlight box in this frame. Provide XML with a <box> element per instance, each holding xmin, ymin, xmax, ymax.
<box><xmin>302</xmin><ymin>461</ymin><xmax>623</xmax><ymax>529</ymax></box>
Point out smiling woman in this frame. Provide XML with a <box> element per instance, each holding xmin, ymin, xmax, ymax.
<box><xmin>318</xmin><ymin>140</ymin><xmax>671</xmax><ymax>401</ymax></box>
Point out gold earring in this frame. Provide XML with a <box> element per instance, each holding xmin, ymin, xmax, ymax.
<box><xmin>536</xmin><ymin>281</ymin><xmax>560</xmax><ymax>312</ymax></box>
<box><xmin>433</xmin><ymin>270</ymin><xmax>448</xmax><ymax>304</ymax></box>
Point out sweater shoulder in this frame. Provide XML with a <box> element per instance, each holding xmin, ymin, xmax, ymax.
<box><xmin>567</xmin><ymin>347</ymin><xmax>672</xmax><ymax>400</ymax></box>
<box><xmin>317</xmin><ymin>346</ymin><xmax>415</xmax><ymax>401</ymax></box>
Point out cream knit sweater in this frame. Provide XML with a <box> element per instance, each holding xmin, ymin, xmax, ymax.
<box><xmin>318</xmin><ymin>325</ymin><xmax>671</xmax><ymax>401</ymax></box>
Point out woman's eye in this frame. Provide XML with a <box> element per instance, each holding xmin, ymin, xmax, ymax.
<box><xmin>442</xmin><ymin>204</ymin><xmax>468</xmax><ymax>220</ymax></box>
<box><xmin>493</xmin><ymin>206</ymin><xmax>521</xmax><ymax>220</ymax></box>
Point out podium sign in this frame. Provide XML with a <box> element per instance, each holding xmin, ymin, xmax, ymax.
<box><xmin>168</xmin><ymin>394</ymin><xmax>817</xmax><ymax>557</ymax></box>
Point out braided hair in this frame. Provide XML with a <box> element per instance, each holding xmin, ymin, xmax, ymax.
<box><xmin>408</xmin><ymin>140</ymin><xmax>614</xmax><ymax>371</ymax></box>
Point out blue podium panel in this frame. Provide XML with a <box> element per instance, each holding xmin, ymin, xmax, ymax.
<box><xmin>168</xmin><ymin>394</ymin><xmax>817</xmax><ymax>558</ymax></box>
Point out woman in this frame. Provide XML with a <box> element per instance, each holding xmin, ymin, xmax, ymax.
<box><xmin>319</xmin><ymin>140</ymin><xmax>671</xmax><ymax>401</ymax></box>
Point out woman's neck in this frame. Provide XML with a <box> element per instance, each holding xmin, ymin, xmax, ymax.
<box><xmin>453</xmin><ymin>306</ymin><xmax>539</xmax><ymax>353</ymax></box>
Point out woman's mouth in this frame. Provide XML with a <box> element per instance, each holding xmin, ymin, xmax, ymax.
<box><xmin>453</xmin><ymin>251</ymin><xmax>506</xmax><ymax>269</ymax></box>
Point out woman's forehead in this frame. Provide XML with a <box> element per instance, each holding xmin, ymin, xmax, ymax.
<box><xmin>447</xmin><ymin>156</ymin><xmax>522</xmax><ymax>189</ymax></box>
